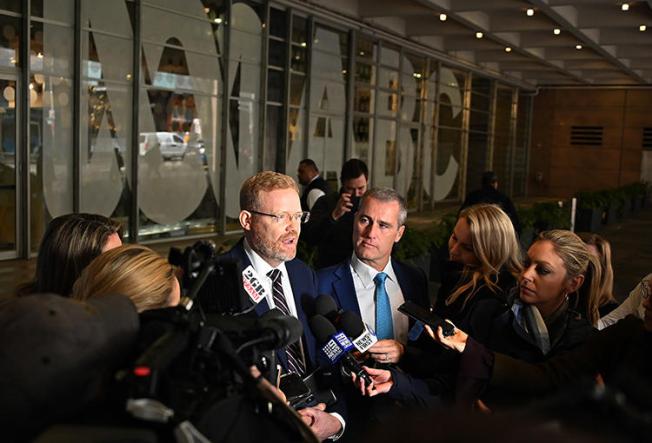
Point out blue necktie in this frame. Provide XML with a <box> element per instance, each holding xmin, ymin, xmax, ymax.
<box><xmin>374</xmin><ymin>272</ymin><xmax>394</xmax><ymax>340</ymax></box>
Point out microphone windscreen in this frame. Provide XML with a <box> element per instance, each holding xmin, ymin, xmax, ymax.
<box><xmin>260</xmin><ymin>308</ymin><xmax>285</xmax><ymax>320</ymax></box>
<box><xmin>339</xmin><ymin>311</ymin><xmax>365</xmax><ymax>337</ymax></box>
<box><xmin>265</xmin><ymin>315</ymin><xmax>303</xmax><ymax>347</ymax></box>
<box><xmin>314</xmin><ymin>294</ymin><xmax>339</xmax><ymax>318</ymax></box>
<box><xmin>309</xmin><ymin>315</ymin><xmax>337</xmax><ymax>344</ymax></box>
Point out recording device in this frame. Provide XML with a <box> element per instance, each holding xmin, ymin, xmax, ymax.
<box><xmin>338</xmin><ymin>311</ymin><xmax>378</xmax><ymax>353</ymax></box>
<box><xmin>314</xmin><ymin>293</ymin><xmax>342</xmax><ymax>323</ymax></box>
<box><xmin>398</xmin><ymin>301</ymin><xmax>455</xmax><ymax>337</ymax></box>
<box><xmin>121</xmin><ymin>240</ymin><xmax>312</xmax><ymax>441</ymax></box>
<box><xmin>309</xmin><ymin>315</ymin><xmax>372</xmax><ymax>386</ymax></box>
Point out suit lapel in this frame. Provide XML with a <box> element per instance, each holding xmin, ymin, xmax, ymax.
<box><xmin>285</xmin><ymin>259</ymin><xmax>315</xmax><ymax>366</ymax></box>
<box><xmin>332</xmin><ymin>261</ymin><xmax>362</xmax><ymax>316</ymax></box>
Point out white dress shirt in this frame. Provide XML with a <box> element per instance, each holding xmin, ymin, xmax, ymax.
<box><xmin>350</xmin><ymin>253</ymin><xmax>408</xmax><ymax>344</ymax></box>
<box><xmin>306</xmin><ymin>175</ymin><xmax>327</xmax><ymax>210</ymax></box>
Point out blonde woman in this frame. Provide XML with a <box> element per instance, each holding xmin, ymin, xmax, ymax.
<box><xmin>577</xmin><ymin>232</ymin><xmax>618</xmax><ymax>324</ymax></box>
<box><xmin>435</xmin><ymin>204</ymin><xmax>522</xmax><ymax>341</ymax></box>
<box><xmin>72</xmin><ymin>244</ymin><xmax>180</xmax><ymax>312</ymax></box>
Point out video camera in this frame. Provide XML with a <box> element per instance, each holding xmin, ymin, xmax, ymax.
<box><xmin>119</xmin><ymin>240</ymin><xmax>314</xmax><ymax>442</ymax></box>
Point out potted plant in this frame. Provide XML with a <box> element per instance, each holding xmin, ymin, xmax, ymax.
<box><xmin>517</xmin><ymin>205</ymin><xmax>536</xmax><ymax>249</ymax></box>
<box><xmin>532</xmin><ymin>201</ymin><xmax>571</xmax><ymax>233</ymax></box>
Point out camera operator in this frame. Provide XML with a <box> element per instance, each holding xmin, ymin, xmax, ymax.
<box><xmin>301</xmin><ymin>159</ymin><xmax>368</xmax><ymax>269</ymax></box>
<box><xmin>220</xmin><ymin>171</ymin><xmax>345</xmax><ymax>441</ymax></box>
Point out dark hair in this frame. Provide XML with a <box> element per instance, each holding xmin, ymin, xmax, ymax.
<box><xmin>340</xmin><ymin>158</ymin><xmax>368</xmax><ymax>183</ymax></box>
<box><xmin>482</xmin><ymin>171</ymin><xmax>498</xmax><ymax>187</ymax></box>
<box><xmin>299</xmin><ymin>159</ymin><xmax>319</xmax><ymax>172</ymax></box>
<box><xmin>18</xmin><ymin>213</ymin><xmax>122</xmax><ymax>297</ymax></box>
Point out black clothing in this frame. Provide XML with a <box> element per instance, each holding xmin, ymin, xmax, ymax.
<box><xmin>460</xmin><ymin>185</ymin><xmax>521</xmax><ymax>235</ymax></box>
<box><xmin>300</xmin><ymin>175</ymin><xmax>330</xmax><ymax>211</ymax></box>
<box><xmin>301</xmin><ymin>191</ymin><xmax>355</xmax><ymax>269</ymax></box>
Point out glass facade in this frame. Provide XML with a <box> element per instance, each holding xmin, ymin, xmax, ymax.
<box><xmin>1</xmin><ymin>0</ymin><xmax>532</xmax><ymax>259</ymax></box>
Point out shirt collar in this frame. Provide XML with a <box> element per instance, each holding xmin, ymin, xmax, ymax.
<box><xmin>350</xmin><ymin>253</ymin><xmax>396</xmax><ymax>288</ymax></box>
<box><xmin>243</xmin><ymin>238</ymin><xmax>288</xmax><ymax>280</ymax></box>
<box><xmin>308</xmin><ymin>174</ymin><xmax>320</xmax><ymax>184</ymax></box>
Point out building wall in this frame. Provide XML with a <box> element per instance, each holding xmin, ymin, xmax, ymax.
<box><xmin>529</xmin><ymin>88</ymin><xmax>652</xmax><ymax>197</ymax></box>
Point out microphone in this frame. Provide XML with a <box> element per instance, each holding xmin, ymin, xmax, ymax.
<box><xmin>338</xmin><ymin>311</ymin><xmax>378</xmax><ymax>353</ymax></box>
<box><xmin>314</xmin><ymin>293</ymin><xmax>342</xmax><ymax>323</ymax></box>
<box><xmin>309</xmin><ymin>315</ymin><xmax>372</xmax><ymax>386</ymax></box>
<box><xmin>254</xmin><ymin>308</ymin><xmax>303</xmax><ymax>350</ymax></box>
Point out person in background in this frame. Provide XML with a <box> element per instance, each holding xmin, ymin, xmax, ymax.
<box><xmin>460</xmin><ymin>171</ymin><xmax>521</xmax><ymax>236</ymax></box>
<box><xmin>435</xmin><ymin>204</ymin><xmax>522</xmax><ymax>341</ymax></box>
<box><xmin>17</xmin><ymin>213</ymin><xmax>122</xmax><ymax>297</ymax></box>
<box><xmin>577</xmin><ymin>232</ymin><xmax>618</xmax><ymax>324</ymax></box>
<box><xmin>598</xmin><ymin>274</ymin><xmax>650</xmax><ymax>330</ymax></box>
<box><xmin>71</xmin><ymin>244</ymin><xmax>180</xmax><ymax>312</ymax></box>
<box><xmin>297</xmin><ymin>159</ymin><xmax>331</xmax><ymax>211</ymax></box>
<box><xmin>302</xmin><ymin>158</ymin><xmax>368</xmax><ymax>269</ymax></box>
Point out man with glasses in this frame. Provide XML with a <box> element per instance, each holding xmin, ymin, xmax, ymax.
<box><xmin>221</xmin><ymin>171</ymin><xmax>345</xmax><ymax>441</ymax></box>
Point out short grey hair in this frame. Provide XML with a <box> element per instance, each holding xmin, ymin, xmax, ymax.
<box><xmin>361</xmin><ymin>187</ymin><xmax>407</xmax><ymax>226</ymax></box>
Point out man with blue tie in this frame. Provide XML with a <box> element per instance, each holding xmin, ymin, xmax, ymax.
<box><xmin>221</xmin><ymin>171</ymin><xmax>344</xmax><ymax>441</ymax></box>
<box><xmin>316</xmin><ymin>187</ymin><xmax>430</xmax><ymax>440</ymax></box>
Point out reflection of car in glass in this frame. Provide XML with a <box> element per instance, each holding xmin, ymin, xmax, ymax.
<box><xmin>139</xmin><ymin>132</ymin><xmax>187</xmax><ymax>160</ymax></box>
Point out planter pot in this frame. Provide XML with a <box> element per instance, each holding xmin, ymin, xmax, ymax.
<box><xmin>576</xmin><ymin>207</ymin><xmax>602</xmax><ymax>232</ymax></box>
<box><xmin>604</xmin><ymin>205</ymin><xmax>619</xmax><ymax>224</ymax></box>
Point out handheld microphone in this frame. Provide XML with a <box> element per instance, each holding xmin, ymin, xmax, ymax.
<box><xmin>314</xmin><ymin>294</ymin><xmax>342</xmax><ymax>323</ymax></box>
<box><xmin>338</xmin><ymin>311</ymin><xmax>378</xmax><ymax>353</ymax></box>
<box><xmin>309</xmin><ymin>315</ymin><xmax>372</xmax><ymax>386</ymax></box>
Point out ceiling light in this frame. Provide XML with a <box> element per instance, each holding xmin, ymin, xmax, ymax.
<box><xmin>505</xmin><ymin>47</ymin><xmax>512</xmax><ymax>53</ymax></box>
<box><xmin>526</xmin><ymin>8</ymin><xmax>535</xmax><ymax>16</ymax></box>
<box><xmin>640</xmin><ymin>24</ymin><xmax>647</xmax><ymax>31</ymax></box>
<box><xmin>475</xmin><ymin>32</ymin><xmax>483</xmax><ymax>39</ymax></box>
<box><xmin>621</xmin><ymin>3</ymin><xmax>630</xmax><ymax>11</ymax></box>
<box><xmin>575</xmin><ymin>44</ymin><xmax>583</xmax><ymax>50</ymax></box>
<box><xmin>554</xmin><ymin>28</ymin><xmax>561</xmax><ymax>35</ymax></box>
<box><xmin>439</xmin><ymin>13</ymin><xmax>447</xmax><ymax>21</ymax></box>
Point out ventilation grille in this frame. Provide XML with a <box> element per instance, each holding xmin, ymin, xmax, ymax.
<box><xmin>643</xmin><ymin>127</ymin><xmax>652</xmax><ymax>150</ymax></box>
<box><xmin>570</xmin><ymin>126</ymin><xmax>603</xmax><ymax>146</ymax></box>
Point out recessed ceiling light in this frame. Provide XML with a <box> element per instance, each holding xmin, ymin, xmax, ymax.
<box><xmin>526</xmin><ymin>8</ymin><xmax>535</xmax><ymax>17</ymax></box>
<box><xmin>576</xmin><ymin>44</ymin><xmax>583</xmax><ymax>50</ymax></box>
<box><xmin>622</xmin><ymin>3</ymin><xmax>630</xmax><ymax>11</ymax></box>
<box><xmin>554</xmin><ymin>28</ymin><xmax>561</xmax><ymax>35</ymax></box>
<box><xmin>439</xmin><ymin>13</ymin><xmax>447</xmax><ymax>21</ymax></box>
<box><xmin>640</xmin><ymin>24</ymin><xmax>647</xmax><ymax>31</ymax></box>
<box><xmin>475</xmin><ymin>32</ymin><xmax>483</xmax><ymax>39</ymax></box>
<box><xmin>505</xmin><ymin>47</ymin><xmax>512</xmax><ymax>53</ymax></box>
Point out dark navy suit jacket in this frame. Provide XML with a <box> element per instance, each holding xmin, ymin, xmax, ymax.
<box><xmin>221</xmin><ymin>239</ymin><xmax>319</xmax><ymax>370</ymax></box>
<box><xmin>316</xmin><ymin>257</ymin><xmax>430</xmax><ymax>328</ymax></box>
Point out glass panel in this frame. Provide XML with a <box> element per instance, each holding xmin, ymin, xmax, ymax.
<box><xmin>139</xmin><ymin>0</ymin><xmax>225</xmax><ymax>239</ymax></box>
<box><xmin>0</xmin><ymin>0</ymin><xmax>20</xmax><ymax>13</ymax></box>
<box><xmin>406</xmin><ymin>127</ymin><xmax>420</xmax><ymax>210</ymax></box>
<box><xmin>471</xmin><ymin>92</ymin><xmax>490</xmax><ymax>112</ymax></box>
<box><xmin>289</xmin><ymin>74</ymin><xmax>305</xmax><ymax>107</ymax></box>
<box><xmin>291</xmin><ymin>15</ymin><xmax>307</xmax><ymax>45</ymax></box>
<box><xmin>513</xmin><ymin>93</ymin><xmax>531</xmax><ymax>197</ymax></box>
<box><xmin>268</xmin><ymin>39</ymin><xmax>286</xmax><ymax>68</ymax></box>
<box><xmin>31</xmin><ymin>0</ymin><xmax>74</xmax><ymax>23</ymax></box>
<box><xmin>355</xmin><ymin>62</ymin><xmax>375</xmax><ymax>84</ymax></box>
<box><xmin>0</xmin><ymin>15</ymin><xmax>20</xmax><ymax>70</ymax></box>
<box><xmin>267</xmin><ymin>69</ymin><xmax>284</xmax><ymax>103</ymax></box>
<box><xmin>492</xmin><ymin>88</ymin><xmax>513</xmax><ymax>194</ymax></box>
<box><xmin>377</xmin><ymin>90</ymin><xmax>398</xmax><ymax>117</ymax></box>
<box><xmin>354</xmin><ymin>85</ymin><xmax>374</xmax><ymax>113</ymax></box>
<box><xmin>470</xmin><ymin>110</ymin><xmax>489</xmax><ymax>132</ymax></box>
<box><xmin>436</xmin><ymin>127</ymin><xmax>462</xmax><ymax>201</ymax></box>
<box><xmin>287</xmin><ymin>107</ymin><xmax>303</xmax><ymax>161</ymax></box>
<box><xmin>0</xmin><ymin>78</ymin><xmax>16</xmax><ymax>252</ymax></box>
<box><xmin>352</xmin><ymin>116</ymin><xmax>373</xmax><ymax>163</ymax></box>
<box><xmin>466</xmin><ymin>131</ymin><xmax>489</xmax><ymax>193</ymax></box>
<box><xmin>471</xmin><ymin>76</ymin><xmax>491</xmax><ymax>96</ymax></box>
<box><xmin>378</xmin><ymin>68</ymin><xmax>398</xmax><ymax>90</ymax></box>
<box><xmin>269</xmin><ymin>7</ymin><xmax>287</xmax><ymax>39</ymax></box>
<box><xmin>290</xmin><ymin>46</ymin><xmax>307</xmax><ymax>73</ymax></box>
<box><xmin>31</xmin><ymin>16</ymin><xmax>74</xmax><ymax>251</ymax></box>
<box><xmin>264</xmin><ymin>104</ymin><xmax>282</xmax><ymax>170</ymax></box>
<box><xmin>438</xmin><ymin>104</ymin><xmax>463</xmax><ymax>129</ymax></box>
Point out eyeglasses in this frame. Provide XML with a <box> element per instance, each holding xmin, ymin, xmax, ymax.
<box><xmin>641</xmin><ymin>279</ymin><xmax>650</xmax><ymax>300</ymax></box>
<box><xmin>248</xmin><ymin>209</ymin><xmax>310</xmax><ymax>224</ymax></box>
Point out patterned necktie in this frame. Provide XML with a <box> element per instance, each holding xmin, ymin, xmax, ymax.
<box><xmin>267</xmin><ymin>269</ymin><xmax>306</xmax><ymax>375</ymax></box>
<box><xmin>374</xmin><ymin>272</ymin><xmax>394</xmax><ymax>340</ymax></box>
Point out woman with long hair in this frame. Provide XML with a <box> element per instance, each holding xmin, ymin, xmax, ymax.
<box><xmin>72</xmin><ymin>244</ymin><xmax>180</xmax><ymax>312</ymax></box>
<box><xmin>18</xmin><ymin>213</ymin><xmax>122</xmax><ymax>297</ymax></box>
<box><xmin>435</xmin><ymin>204</ymin><xmax>522</xmax><ymax>340</ymax></box>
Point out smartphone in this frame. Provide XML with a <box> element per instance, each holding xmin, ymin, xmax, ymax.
<box><xmin>279</xmin><ymin>373</ymin><xmax>313</xmax><ymax>408</ymax></box>
<box><xmin>398</xmin><ymin>301</ymin><xmax>455</xmax><ymax>337</ymax></box>
<box><xmin>349</xmin><ymin>195</ymin><xmax>361</xmax><ymax>213</ymax></box>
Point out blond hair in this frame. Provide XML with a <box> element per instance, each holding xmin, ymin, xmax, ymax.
<box><xmin>538</xmin><ymin>230</ymin><xmax>603</xmax><ymax>325</ymax></box>
<box><xmin>71</xmin><ymin>244</ymin><xmax>177</xmax><ymax>313</ymax></box>
<box><xmin>577</xmin><ymin>232</ymin><xmax>616</xmax><ymax>311</ymax></box>
<box><xmin>447</xmin><ymin>204</ymin><xmax>523</xmax><ymax>308</ymax></box>
<box><xmin>240</xmin><ymin>171</ymin><xmax>299</xmax><ymax>211</ymax></box>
